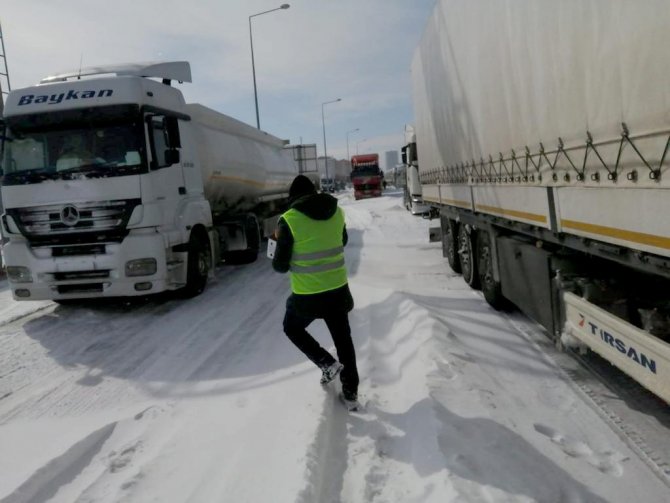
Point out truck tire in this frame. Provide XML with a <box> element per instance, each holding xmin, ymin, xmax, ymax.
<box><xmin>442</xmin><ymin>217</ymin><xmax>461</xmax><ymax>273</ymax></box>
<box><xmin>458</xmin><ymin>224</ymin><xmax>480</xmax><ymax>289</ymax></box>
<box><xmin>182</xmin><ymin>230</ymin><xmax>211</xmax><ymax>298</ymax></box>
<box><xmin>477</xmin><ymin>230</ymin><xmax>505</xmax><ymax>309</ymax></box>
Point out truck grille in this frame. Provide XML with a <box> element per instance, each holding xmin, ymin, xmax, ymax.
<box><xmin>57</xmin><ymin>283</ymin><xmax>105</xmax><ymax>294</ymax></box>
<box><xmin>52</xmin><ymin>270</ymin><xmax>111</xmax><ymax>281</ymax></box>
<box><xmin>7</xmin><ymin>199</ymin><xmax>140</xmax><ymax>246</ymax></box>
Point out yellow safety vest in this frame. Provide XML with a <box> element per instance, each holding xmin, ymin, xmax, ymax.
<box><xmin>282</xmin><ymin>207</ymin><xmax>348</xmax><ymax>294</ymax></box>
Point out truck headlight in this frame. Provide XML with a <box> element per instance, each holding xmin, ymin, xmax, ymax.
<box><xmin>125</xmin><ymin>258</ymin><xmax>157</xmax><ymax>277</ymax></box>
<box><xmin>6</xmin><ymin>266</ymin><xmax>33</xmax><ymax>283</ymax></box>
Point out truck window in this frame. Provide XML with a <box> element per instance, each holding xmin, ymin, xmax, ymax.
<box><xmin>149</xmin><ymin>116</ymin><xmax>170</xmax><ymax>168</ymax></box>
<box><xmin>4</xmin><ymin>136</ymin><xmax>46</xmax><ymax>173</ymax></box>
<box><xmin>148</xmin><ymin>115</ymin><xmax>180</xmax><ymax>169</ymax></box>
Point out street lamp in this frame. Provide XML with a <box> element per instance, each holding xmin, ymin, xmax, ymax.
<box><xmin>321</xmin><ymin>98</ymin><xmax>342</xmax><ymax>181</ymax></box>
<box><xmin>249</xmin><ymin>3</ymin><xmax>290</xmax><ymax>129</ymax></box>
<box><xmin>346</xmin><ymin>128</ymin><xmax>359</xmax><ymax>160</ymax></box>
<box><xmin>356</xmin><ymin>138</ymin><xmax>368</xmax><ymax>155</ymax></box>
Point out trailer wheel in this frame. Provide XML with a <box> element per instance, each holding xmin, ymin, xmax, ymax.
<box><xmin>458</xmin><ymin>225</ymin><xmax>480</xmax><ymax>289</ymax></box>
<box><xmin>477</xmin><ymin>230</ymin><xmax>505</xmax><ymax>309</ymax></box>
<box><xmin>182</xmin><ymin>230</ymin><xmax>211</xmax><ymax>298</ymax></box>
<box><xmin>442</xmin><ymin>217</ymin><xmax>461</xmax><ymax>273</ymax></box>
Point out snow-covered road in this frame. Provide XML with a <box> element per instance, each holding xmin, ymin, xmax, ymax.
<box><xmin>1</xmin><ymin>191</ymin><xmax>669</xmax><ymax>502</ymax></box>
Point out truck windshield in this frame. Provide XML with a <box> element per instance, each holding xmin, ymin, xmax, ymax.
<box><xmin>351</xmin><ymin>166</ymin><xmax>380</xmax><ymax>177</ymax></box>
<box><xmin>1</xmin><ymin>122</ymin><xmax>145</xmax><ymax>185</ymax></box>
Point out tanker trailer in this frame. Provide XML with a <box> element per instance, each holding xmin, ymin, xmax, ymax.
<box><xmin>0</xmin><ymin>61</ymin><xmax>301</xmax><ymax>301</ymax></box>
<box><xmin>184</xmin><ymin>104</ymin><xmax>300</xmax><ymax>263</ymax></box>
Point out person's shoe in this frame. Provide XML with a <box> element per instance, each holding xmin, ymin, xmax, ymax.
<box><xmin>320</xmin><ymin>361</ymin><xmax>344</xmax><ymax>385</ymax></box>
<box><xmin>339</xmin><ymin>389</ymin><xmax>360</xmax><ymax>411</ymax></box>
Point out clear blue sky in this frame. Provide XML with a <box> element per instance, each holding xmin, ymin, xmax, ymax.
<box><xmin>2</xmin><ymin>0</ymin><xmax>436</xmax><ymax>169</ymax></box>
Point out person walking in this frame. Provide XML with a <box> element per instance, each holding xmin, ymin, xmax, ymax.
<box><xmin>272</xmin><ymin>175</ymin><xmax>360</xmax><ymax>409</ymax></box>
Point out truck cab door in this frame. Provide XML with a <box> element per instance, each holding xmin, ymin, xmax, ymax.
<box><xmin>144</xmin><ymin>114</ymin><xmax>185</xmax><ymax>234</ymax></box>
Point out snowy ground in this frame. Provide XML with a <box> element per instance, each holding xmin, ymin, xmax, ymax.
<box><xmin>1</xmin><ymin>191</ymin><xmax>669</xmax><ymax>502</ymax></box>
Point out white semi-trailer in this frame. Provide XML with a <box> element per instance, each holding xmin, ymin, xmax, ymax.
<box><xmin>412</xmin><ymin>0</ymin><xmax>670</xmax><ymax>403</ymax></box>
<box><xmin>0</xmin><ymin>61</ymin><xmax>306</xmax><ymax>300</ymax></box>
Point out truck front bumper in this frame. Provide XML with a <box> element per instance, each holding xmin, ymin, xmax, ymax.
<box><xmin>3</xmin><ymin>231</ymin><xmax>173</xmax><ymax>301</ymax></box>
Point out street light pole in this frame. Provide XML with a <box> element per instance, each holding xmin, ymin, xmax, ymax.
<box><xmin>346</xmin><ymin>128</ymin><xmax>359</xmax><ymax>160</ymax></box>
<box><xmin>321</xmin><ymin>98</ymin><xmax>342</xmax><ymax>181</ymax></box>
<box><xmin>249</xmin><ymin>4</ymin><xmax>290</xmax><ymax>130</ymax></box>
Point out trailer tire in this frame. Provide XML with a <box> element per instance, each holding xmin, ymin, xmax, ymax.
<box><xmin>477</xmin><ymin>230</ymin><xmax>505</xmax><ymax>309</ymax></box>
<box><xmin>458</xmin><ymin>224</ymin><xmax>480</xmax><ymax>289</ymax></box>
<box><xmin>182</xmin><ymin>230</ymin><xmax>211</xmax><ymax>298</ymax></box>
<box><xmin>442</xmin><ymin>217</ymin><xmax>461</xmax><ymax>274</ymax></box>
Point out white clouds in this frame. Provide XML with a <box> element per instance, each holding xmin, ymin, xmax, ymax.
<box><xmin>2</xmin><ymin>0</ymin><xmax>435</xmax><ymax>158</ymax></box>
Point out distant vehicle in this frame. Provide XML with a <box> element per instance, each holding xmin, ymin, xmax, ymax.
<box><xmin>320</xmin><ymin>177</ymin><xmax>335</xmax><ymax>193</ymax></box>
<box><xmin>401</xmin><ymin>125</ymin><xmax>429</xmax><ymax>215</ymax></box>
<box><xmin>350</xmin><ymin>154</ymin><xmax>383</xmax><ymax>200</ymax></box>
<box><xmin>412</xmin><ymin>0</ymin><xmax>670</xmax><ymax>404</ymax></box>
<box><xmin>0</xmin><ymin>61</ymin><xmax>313</xmax><ymax>301</ymax></box>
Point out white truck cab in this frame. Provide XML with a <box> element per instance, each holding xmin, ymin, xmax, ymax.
<box><xmin>0</xmin><ymin>62</ymin><xmax>214</xmax><ymax>300</ymax></box>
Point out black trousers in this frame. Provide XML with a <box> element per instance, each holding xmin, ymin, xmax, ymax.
<box><xmin>283</xmin><ymin>307</ymin><xmax>359</xmax><ymax>395</ymax></box>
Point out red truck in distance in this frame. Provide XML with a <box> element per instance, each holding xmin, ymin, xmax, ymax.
<box><xmin>350</xmin><ymin>154</ymin><xmax>384</xmax><ymax>200</ymax></box>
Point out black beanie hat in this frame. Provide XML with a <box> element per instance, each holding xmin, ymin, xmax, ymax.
<box><xmin>289</xmin><ymin>175</ymin><xmax>316</xmax><ymax>200</ymax></box>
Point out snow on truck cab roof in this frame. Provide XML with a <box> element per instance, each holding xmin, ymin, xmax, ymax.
<box><xmin>3</xmin><ymin>61</ymin><xmax>192</xmax><ymax>119</ymax></box>
<box><xmin>39</xmin><ymin>61</ymin><xmax>192</xmax><ymax>84</ymax></box>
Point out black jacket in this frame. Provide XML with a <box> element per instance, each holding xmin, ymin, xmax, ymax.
<box><xmin>273</xmin><ymin>193</ymin><xmax>354</xmax><ymax>318</ymax></box>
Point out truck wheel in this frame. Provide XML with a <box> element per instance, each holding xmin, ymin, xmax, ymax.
<box><xmin>442</xmin><ymin>217</ymin><xmax>461</xmax><ymax>273</ymax></box>
<box><xmin>182</xmin><ymin>230</ymin><xmax>211</xmax><ymax>297</ymax></box>
<box><xmin>477</xmin><ymin>230</ymin><xmax>505</xmax><ymax>309</ymax></box>
<box><xmin>458</xmin><ymin>225</ymin><xmax>480</xmax><ymax>289</ymax></box>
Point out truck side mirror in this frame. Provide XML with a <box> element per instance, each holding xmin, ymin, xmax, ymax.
<box><xmin>164</xmin><ymin>149</ymin><xmax>180</xmax><ymax>166</ymax></box>
<box><xmin>401</xmin><ymin>151</ymin><xmax>407</xmax><ymax>164</ymax></box>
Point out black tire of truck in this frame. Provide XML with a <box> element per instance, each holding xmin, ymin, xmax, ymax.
<box><xmin>477</xmin><ymin>229</ymin><xmax>506</xmax><ymax>309</ymax></box>
<box><xmin>442</xmin><ymin>217</ymin><xmax>462</xmax><ymax>274</ymax></box>
<box><xmin>224</xmin><ymin>214</ymin><xmax>260</xmax><ymax>265</ymax></box>
<box><xmin>457</xmin><ymin>224</ymin><xmax>480</xmax><ymax>289</ymax></box>
<box><xmin>182</xmin><ymin>230</ymin><xmax>211</xmax><ymax>298</ymax></box>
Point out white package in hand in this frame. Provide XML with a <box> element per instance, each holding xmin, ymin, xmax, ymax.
<box><xmin>267</xmin><ymin>238</ymin><xmax>277</xmax><ymax>259</ymax></box>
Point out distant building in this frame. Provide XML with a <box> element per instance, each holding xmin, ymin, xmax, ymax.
<box><xmin>385</xmin><ymin>150</ymin><xmax>399</xmax><ymax>172</ymax></box>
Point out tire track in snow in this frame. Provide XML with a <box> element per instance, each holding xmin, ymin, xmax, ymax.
<box><xmin>298</xmin><ymin>291</ymin><xmax>445</xmax><ymax>502</ymax></box>
<box><xmin>0</xmin><ymin>422</ymin><xmax>116</xmax><ymax>503</ymax></box>
<box><xmin>0</xmin><ymin>261</ymin><xmax>284</xmax><ymax>422</ymax></box>
<box><xmin>296</xmin><ymin>393</ymin><xmax>349</xmax><ymax>503</ymax></box>
<box><xmin>0</xmin><ymin>299</ymin><xmax>182</xmax><ymax>422</ymax></box>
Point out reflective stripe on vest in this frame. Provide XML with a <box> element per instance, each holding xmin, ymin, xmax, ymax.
<box><xmin>282</xmin><ymin>207</ymin><xmax>348</xmax><ymax>295</ymax></box>
<box><xmin>292</xmin><ymin>246</ymin><xmax>344</xmax><ymax>261</ymax></box>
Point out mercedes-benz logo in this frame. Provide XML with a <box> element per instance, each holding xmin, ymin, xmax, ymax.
<box><xmin>60</xmin><ymin>205</ymin><xmax>80</xmax><ymax>227</ymax></box>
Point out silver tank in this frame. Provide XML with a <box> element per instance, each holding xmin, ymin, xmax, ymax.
<box><xmin>185</xmin><ymin>104</ymin><xmax>301</xmax><ymax>214</ymax></box>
